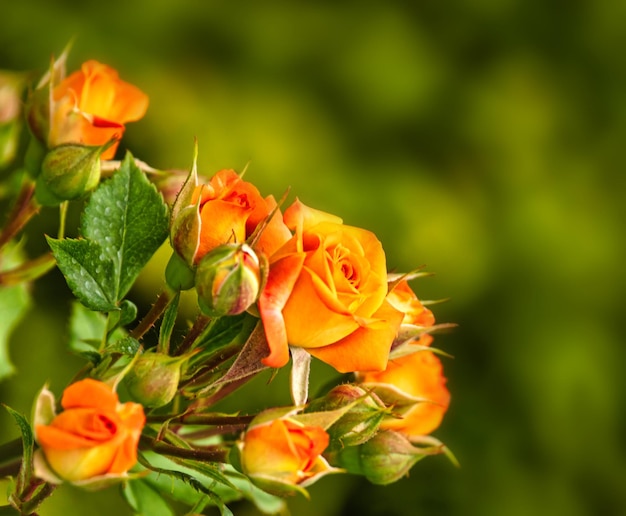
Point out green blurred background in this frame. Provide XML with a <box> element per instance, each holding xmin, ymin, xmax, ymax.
<box><xmin>2</xmin><ymin>1</ymin><xmax>626</xmax><ymax>515</ymax></box>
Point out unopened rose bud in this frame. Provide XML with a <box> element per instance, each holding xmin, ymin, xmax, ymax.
<box><xmin>327</xmin><ymin>429</ymin><xmax>424</xmax><ymax>485</ymax></box>
<box><xmin>35</xmin><ymin>140</ymin><xmax>115</xmax><ymax>205</ymax></box>
<box><xmin>124</xmin><ymin>352</ymin><xmax>184</xmax><ymax>408</ymax></box>
<box><xmin>195</xmin><ymin>243</ymin><xmax>261</xmax><ymax>317</ymax></box>
<box><xmin>307</xmin><ymin>384</ymin><xmax>386</xmax><ymax>448</ymax></box>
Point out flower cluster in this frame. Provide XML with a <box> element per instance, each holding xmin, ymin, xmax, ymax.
<box><xmin>0</xmin><ymin>49</ymin><xmax>454</xmax><ymax>515</ymax></box>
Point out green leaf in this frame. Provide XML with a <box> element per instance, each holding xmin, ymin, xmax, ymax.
<box><xmin>47</xmin><ymin>237</ymin><xmax>117</xmax><ymax>311</ymax></box>
<box><xmin>122</xmin><ymin>479</ymin><xmax>175</xmax><ymax>516</ymax></box>
<box><xmin>69</xmin><ymin>300</ymin><xmax>107</xmax><ymax>355</ymax></box>
<box><xmin>158</xmin><ymin>291</ymin><xmax>179</xmax><ymax>354</ymax></box>
<box><xmin>0</xmin><ymin>283</ymin><xmax>29</xmax><ymax>380</ymax></box>
<box><xmin>107</xmin><ymin>299</ymin><xmax>138</xmax><ymax>336</ymax></box>
<box><xmin>3</xmin><ymin>405</ymin><xmax>34</xmax><ymax>500</ymax></box>
<box><xmin>189</xmin><ymin>312</ymin><xmax>256</xmax><ymax>368</ymax></box>
<box><xmin>139</xmin><ymin>453</ymin><xmax>285</xmax><ymax>515</ymax></box>
<box><xmin>0</xmin><ymin>245</ymin><xmax>31</xmax><ymax>380</ymax></box>
<box><xmin>108</xmin><ymin>335</ymin><xmax>141</xmax><ymax>355</ymax></box>
<box><xmin>81</xmin><ymin>152</ymin><xmax>169</xmax><ymax>300</ymax></box>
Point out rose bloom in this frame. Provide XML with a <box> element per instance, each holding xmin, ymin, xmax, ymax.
<box><xmin>172</xmin><ymin>169</ymin><xmax>291</xmax><ymax>265</ymax></box>
<box><xmin>35</xmin><ymin>378</ymin><xmax>145</xmax><ymax>482</ymax></box>
<box><xmin>259</xmin><ymin>199</ymin><xmax>404</xmax><ymax>372</ymax></box>
<box><xmin>358</xmin><ymin>350</ymin><xmax>450</xmax><ymax>436</ymax></box>
<box><xmin>241</xmin><ymin>418</ymin><xmax>331</xmax><ymax>487</ymax></box>
<box><xmin>49</xmin><ymin>60</ymin><xmax>148</xmax><ymax>159</ymax></box>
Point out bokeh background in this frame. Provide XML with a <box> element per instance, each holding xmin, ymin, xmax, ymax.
<box><xmin>2</xmin><ymin>1</ymin><xmax>626</xmax><ymax>515</ymax></box>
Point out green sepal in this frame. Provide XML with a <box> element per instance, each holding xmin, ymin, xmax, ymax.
<box><xmin>164</xmin><ymin>252</ymin><xmax>195</xmax><ymax>291</ymax></box>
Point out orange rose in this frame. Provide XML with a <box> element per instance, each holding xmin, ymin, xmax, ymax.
<box><xmin>239</xmin><ymin>417</ymin><xmax>332</xmax><ymax>491</ymax></box>
<box><xmin>358</xmin><ymin>350</ymin><xmax>450</xmax><ymax>436</ymax></box>
<box><xmin>171</xmin><ymin>169</ymin><xmax>291</xmax><ymax>265</ymax></box>
<box><xmin>35</xmin><ymin>379</ymin><xmax>145</xmax><ymax>482</ymax></box>
<box><xmin>258</xmin><ymin>199</ymin><xmax>404</xmax><ymax>372</ymax></box>
<box><xmin>49</xmin><ymin>60</ymin><xmax>148</xmax><ymax>159</ymax></box>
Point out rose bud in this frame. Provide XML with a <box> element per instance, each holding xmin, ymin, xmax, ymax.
<box><xmin>306</xmin><ymin>384</ymin><xmax>386</xmax><ymax>448</ymax></box>
<box><xmin>33</xmin><ymin>378</ymin><xmax>145</xmax><ymax>485</ymax></box>
<box><xmin>35</xmin><ymin>139</ymin><xmax>116</xmax><ymax>205</ymax></box>
<box><xmin>195</xmin><ymin>243</ymin><xmax>262</xmax><ymax>317</ymax></box>
<box><xmin>327</xmin><ymin>429</ymin><xmax>425</xmax><ymax>485</ymax></box>
<box><xmin>26</xmin><ymin>58</ymin><xmax>148</xmax><ymax>160</ymax></box>
<box><xmin>124</xmin><ymin>351</ymin><xmax>185</xmax><ymax>408</ymax></box>
<box><xmin>232</xmin><ymin>415</ymin><xmax>337</xmax><ymax>496</ymax></box>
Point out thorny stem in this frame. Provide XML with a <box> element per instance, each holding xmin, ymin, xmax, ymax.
<box><xmin>173</xmin><ymin>314</ymin><xmax>211</xmax><ymax>356</ymax></box>
<box><xmin>180</xmin><ymin>342</ymin><xmax>242</xmax><ymax>390</ymax></box>
<box><xmin>146</xmin><ymin>413</ymin><xmax>254</xmax><ymax>426</ymax></box>
<box><xmin>173</xmin><ymin>424</ymin><xmax>247</xmax><ymax>441</ymax></box>
<box><xmin>130</xmin><ymin>289</ymin><xmax>172</xmax><ymax>341</ymax></box>
<box><xmin>0</xmin><ymin>179</ymin><xmax>39</xmax><ymax>251</ymax></box>
<box><xmin>18</xmin><ymin>481</ymin><xmax>56</xmax><ymax>515</ymax></box>
<box><xmin>140</xmin><ymin>436</ymin><xmax>229</xmax><ymax>463</ymax></box>
<box><xmin>189</xmin><ymin>373</ymin><xmax>259</xmax><ymax>411</ymax></box>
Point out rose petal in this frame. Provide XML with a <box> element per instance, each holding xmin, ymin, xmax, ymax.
<box><xmin>307</xmin><ymin>299</ymin><xmax>404</xmax><ymax>373</ymax></box>
<box><xmin>61</xmin><ymin>378</ymin><xmax>119</xmax><ymax>411</ymax></box>
<box><xmin>259</xmin><ymin>253</ymin><xmax>306</xmax><ymax>368</ymax></box>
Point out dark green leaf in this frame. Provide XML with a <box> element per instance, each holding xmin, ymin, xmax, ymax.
<box><xmin>189</xmin><ymin>313</ymin><xmax>256</xmax><ymax>368</ymax></box>
<box><xmin>81</xmin><ymin>152</ymin><xmax>169</xmax><ymax>300</ymax></box>
<box><xmin>140</xmin><ymin>453</ymin><xmax>284</xmax><ymax>515</ymax></box>
<box><xmin>158</xmin><ymin>292</ymin><xmax>179</xmax><ymax>354</ymax></box>
<box><xmin>118</xmin><ymin>300</ymin><xmax>138</xmax><ymax>327</ymax></box>
<box><xmin>46</xmin><ymin>237</ymin><xmax>117</xmax><ymax>311</ymax></box>
<box><xmin>107</xmin><ymin>299</ymin><xmax>138</xmax><ymax>336</ymax></box>
<box><xmin>108</xmin><ymin>336</ymin><xmax>141</xmax><ymax>355</ymax></box>
<box><xmin>3</xmin><ymin>405</ymin><xmax>33</xmax><ymax>498</ymax></box>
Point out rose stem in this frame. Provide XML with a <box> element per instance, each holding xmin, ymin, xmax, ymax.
<box><xmin>173</xmin><ymin>313</ymin><xmax>211</xmax><ymax>356</ymax></box>
<box><xmin>130</xmin><ymin>289</ymin><xmax>172</xmax><ymax>341</ymax></box>
<box><xmin>0</xmin><ymin>179</ymin><xmax>39</xmax><ymax>251</ymax></box>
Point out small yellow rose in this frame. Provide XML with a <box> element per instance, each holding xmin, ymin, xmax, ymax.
<box><xmin>35</xmin><ymin>379</ymin><xmax>145</xmax><ymax>482</ymax></box>
<box><xmin>240</xmin><ymin>418</ymin><xmax>331</xmax><ymax>489</ymax></box>
<box><xmin>49</xmin><ymin>60</ymin><xmax>148</xmax><ymax>159</ymax></box>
